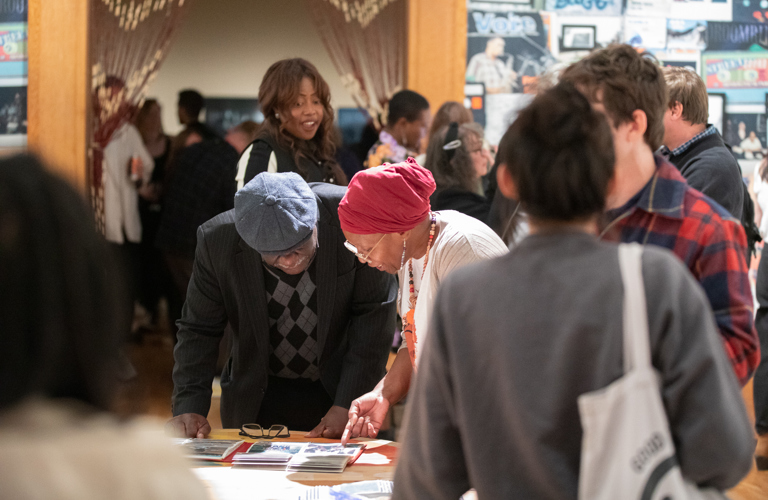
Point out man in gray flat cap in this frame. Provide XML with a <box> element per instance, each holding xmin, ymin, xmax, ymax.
<box><xmin>166</xmin><ymin>172</ymin><xmax>397</xmax><ymax>438</ymax></box>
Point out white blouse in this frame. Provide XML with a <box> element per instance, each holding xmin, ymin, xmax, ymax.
<box><xmin>398</xmin><ymin>210</ymin><xmax>509</xmax><ymax>367</ymax></box>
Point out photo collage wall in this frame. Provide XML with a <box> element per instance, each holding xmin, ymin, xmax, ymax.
<box><xmin>465</xmin><ymin>0</ymin><xmax>768</xmax><ymax>170</ymax></box>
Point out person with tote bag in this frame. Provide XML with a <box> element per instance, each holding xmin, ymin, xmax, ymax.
<box><xmin>391</xmin><ymin>82</ymin><xmax>754</xmax><ymax>499</ymax></box>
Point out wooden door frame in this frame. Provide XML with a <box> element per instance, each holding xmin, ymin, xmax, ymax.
<box><xmin>27</xmin><ymin>0</ymin><xmax>90</xmax><ymax>193</ymax></box>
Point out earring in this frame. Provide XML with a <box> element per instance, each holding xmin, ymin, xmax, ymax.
<box><xmin>399</xmin><ymin>240</ymin><xmax>407</xmax><ymax>271</ymax></box>
<box><xmin>275</xmin><ymin>112</ymin><xmax>280</xmax><ymax>119</ymax></box>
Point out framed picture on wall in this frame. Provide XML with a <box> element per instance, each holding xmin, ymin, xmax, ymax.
<box><xmin>204</xmin><ymin>97</ymin><xmax>263</xmax><ymax>137</ymax></box>
<box><xmin>707</xmin><ymin>92</ymin><xmax>725</xmax><ymax>135</ymax></box>
<box><xmin>560</xmin><ymin>25</ymin><xmax>596</xmax><ymax>51</ymax></box>
<box><xmin>724</xmin><ymin>103</ymin><xmax>766</xmax><ymax>160</ymax></box>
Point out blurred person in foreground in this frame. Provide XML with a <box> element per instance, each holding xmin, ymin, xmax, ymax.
<box><xmin>560</xmin><ymin>44</ymin><xmax>759</xmax><ymax>386</ymax></box>
<box><xmin>338</xmin><ymin>159</ymin><xmax>508</xmax><ymax>444</ymax></box>
<box><xmin>365</xmin><ymin>90</ymin><xmax>431</xmax><ymax>168</ymax></box>
<box><xmin>426</xmin><ymin>122</ymin><xmax>492</xmax><ymax>223</ymax></box>
<box><xmin>235</xmin><ymin>58</ymin><xmax>347</xmax><ymax>190</ymax></box>
<box><xmin>0</xmin><ymin>155</ymin><xmax>206</xmax><ymax>500</ymax></box>
<box><xmin>392</xmin><ymin>82</ymin><xmax>753</xmax><ymax>500</ymax></box>
<box><xmin>167</xmin><ymin>172</ymin><xmax>396</xmax><ymax>439</ymax></box>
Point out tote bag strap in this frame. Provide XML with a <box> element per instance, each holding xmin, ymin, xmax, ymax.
<box><xmin>618</xmin><ymin>243</ymin><xmax>651</xmax><ymax>374</ymax></box>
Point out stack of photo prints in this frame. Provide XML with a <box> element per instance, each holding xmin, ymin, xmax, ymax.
<box><xmin>233</xmin><ymin>441</ymin><xmax>366</xmax><ymax>473</ymax></box>
<box><xmin>173</xmin><ymin>438</ymin><xmax>245</xmax><ymax>461</ymax></box>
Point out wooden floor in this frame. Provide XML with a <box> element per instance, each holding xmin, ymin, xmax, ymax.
<box><xmin>119</xmin><ymin>328</ymin><xmax>768</xmax><ymax>499</ymax></box>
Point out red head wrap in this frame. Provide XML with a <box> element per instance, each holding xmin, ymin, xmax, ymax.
<box><xmin>339</xmin><ymin>157</ymin><xmax>436</xmax><ymax>235</ymax></box>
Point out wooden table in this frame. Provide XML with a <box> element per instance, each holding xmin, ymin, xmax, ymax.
<box><xmin>192</xmin><ymin>429</ymin><xmax>399</xmax><ymax>500</ymax></box>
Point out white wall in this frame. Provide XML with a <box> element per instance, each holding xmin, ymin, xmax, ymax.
<box><xmin>147</xmin><ymin>0</ymin><xmax>354</xmax><ymax>135</ymax></box>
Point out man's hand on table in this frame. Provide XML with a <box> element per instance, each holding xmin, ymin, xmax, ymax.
<box><xmin>305</xmin><ymin>405</ymin><xmax>349</xmax><ymax>439</ymax></box>
<box><xmin>165</xmin><ymin>413</ymin><xmax>212</xmax><ymax>438</ymax></box>
<box><xmin>340</xmin><ymin>391</ymin><xmax>390</xmax><ymax>445</ymax></box>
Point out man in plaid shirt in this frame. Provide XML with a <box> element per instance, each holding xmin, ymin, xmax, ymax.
<box><xmin>561</xmin><ymin>44</ymin><xmax>759</xmax><ymax>386</ymax></box>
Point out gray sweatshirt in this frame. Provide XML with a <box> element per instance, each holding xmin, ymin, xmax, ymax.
<box><xmin>392</xmin><ymin>232</ymin><xmax>754</xmax><ymax>500</ymax></box>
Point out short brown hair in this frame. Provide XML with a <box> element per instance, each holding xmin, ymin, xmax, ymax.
<box><xmin>560</xmin><ymin>44</ymin><xmax>667</xmax><ymax>151</ymax></box>
<box><xmin>663</xmin><ymin>66</ymin><xmax>708</xmax><ymax>125</ymax></box>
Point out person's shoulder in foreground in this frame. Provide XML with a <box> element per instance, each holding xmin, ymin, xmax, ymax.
<box><xmin>0</xmin><ymin>399</ymin><xmax>207</xmax><ymax>500</ymax></box>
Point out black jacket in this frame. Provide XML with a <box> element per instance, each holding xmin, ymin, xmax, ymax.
<box><xmin>237</xmin><ymin>134</ymin><xmax>326</xmax><ymax>191</ymax></box>
<box><xmin>171</xmin><ymin>183</ymin><xmax>397</xmax><ymax>427</ymax></box>
<box><xmin>431</xmin><ymin>187</ymin><xmax>491</xmax><ymax>224</ymax></box>
<box><xmin>667</xmin><ymin>131</ymin><xmax>744</xmax><ymax>219</ymax></box>
<box><xmin>156</xmin><ymin>138</ymin><xmax>238</xmax><ymax>258</ymax></box>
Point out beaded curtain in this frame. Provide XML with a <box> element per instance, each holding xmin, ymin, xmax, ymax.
<box><xmin>90</xmin><ymin>0</ymin><xmax>189</xmax><ymax>234</ymax></box>
<box><xmin>306</xmin><ymin>0</ymin><xmax>406</xmax><ymax>128</ymax></box>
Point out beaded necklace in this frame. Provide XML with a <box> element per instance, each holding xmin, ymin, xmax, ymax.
<box><xmin>401</xmin><ymin>212</ymin><xmax>437</xmax><ymax>370</ymax></box>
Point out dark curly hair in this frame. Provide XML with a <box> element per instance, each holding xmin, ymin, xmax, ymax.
<box><xmin>258</xmin><ymin>58</ymin><xmax>346</xmax><ymax>184</ymax></box>
<box><xmin>497</xmin><ymin>82</ymin><xmax>615</xmax><ymax>221</ymax></box>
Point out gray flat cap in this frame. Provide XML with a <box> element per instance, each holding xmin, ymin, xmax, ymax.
<box><xmin>234</xmin><ymin>172</ymin><xmax>318</xmax><ymax>253</ymax></box>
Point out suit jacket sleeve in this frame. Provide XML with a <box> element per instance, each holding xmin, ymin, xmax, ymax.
<box><xmin>171</xmin><ymin>225</ymin><xmax>229</xmax><ymax>417</ymax></box>
<box><xmin>333</xmin><ymin>263</ymin><xmax>398</xmax><ymax>409</ymax></box>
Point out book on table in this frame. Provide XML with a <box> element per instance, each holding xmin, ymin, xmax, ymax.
<box><xmin>173</xmin><ymin>438</ymin><xmax>245</xmax><ymax>461</ymax></box>
<box><xmin>233</xmin><ymin>441</ymin><xmax>366</xmax><ymax>473</ymax></box>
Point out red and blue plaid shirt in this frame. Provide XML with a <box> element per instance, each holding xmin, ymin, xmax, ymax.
<box><xmin>602</xmin><ymin>157</ymin><xmax>759</xmax><ymax>386</ymax></box>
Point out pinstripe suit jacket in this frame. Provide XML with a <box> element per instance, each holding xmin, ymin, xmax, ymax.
<box><xmin>171</xmin><ymin>183</ymin><xmax>397</xmax><ymax>428</ymax></box>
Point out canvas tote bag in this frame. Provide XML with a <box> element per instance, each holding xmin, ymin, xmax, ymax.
<box><xmin>577</xmin><ymin>243</ymin><xmax>726</xmax><ymax>500</ymax></box>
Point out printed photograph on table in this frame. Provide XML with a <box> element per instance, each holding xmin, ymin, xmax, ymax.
<box><xmin>703</xmin><ymin>52</ymin><xmax>768</xmax><ymax>89</ymax></box>
<box><xmin>560</xmin><ymin>25</ymin><xmax>596</xmax><ymax>51</ymax></box>
<box><xmin>203</xmin><ymin>97</ymin><xmax>263</xmax><ymax>138</ymax></box>
<box><xmin>724</xmin><ymin>105</ymin><xmax>766</xmax><ymax>160</ymax></box>
<box><xmin>707</xmin><ymin>22</ymin><xmax>768</xmax><ymax>51</ymax></box>
<box><xmin>666</xmin><ymin>20</ymin><xmax>707</xmax><ymax>50</ymax></box>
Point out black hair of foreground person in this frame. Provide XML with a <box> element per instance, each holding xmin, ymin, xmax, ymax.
<box><xmin>496</xmin><ymin>81</ymin><xmax>615</xmax><ymax>222</ymax></box>
<box><xmin>0</xmin><ymin>155</ymin><xmax>124</xmax><ymax>412</ymax></box>
<box><xmin>390</xmin><ymin>82</ymin><xmax>753</xmax><ymax>499</ymax></box>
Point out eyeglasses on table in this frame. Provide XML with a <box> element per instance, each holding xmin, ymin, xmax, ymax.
<box><xmin>239</xmin><ymin>423</ymin><xmax>291</xmax><ymax>439</ymax></box>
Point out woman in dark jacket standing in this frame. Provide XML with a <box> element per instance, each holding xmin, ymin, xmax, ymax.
<box><xmin>426</xmin><ymin>122</ymin><xmax>492</xmax><ymax>223</ymax></box>
<box><xmin>235</xmin><ymin>58</ymin><xmax>347</xmax><ymax>190</ymax></box>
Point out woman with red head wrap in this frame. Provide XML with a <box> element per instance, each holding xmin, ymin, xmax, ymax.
<box><xmin>338</xmin><ymin>158</ymin><xmax>508</xmax><ymax>444</ymax></box>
